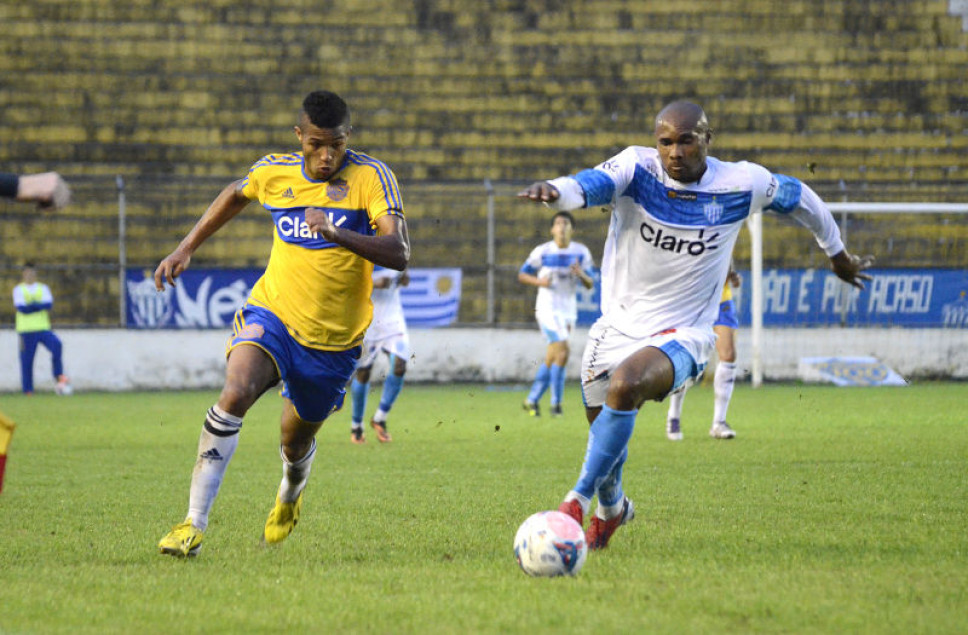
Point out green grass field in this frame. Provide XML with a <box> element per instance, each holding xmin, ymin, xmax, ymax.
<box><xmin>1</xmin><ymin>383</ymin><xmax>965</xmax><ymax>634</ymax></box>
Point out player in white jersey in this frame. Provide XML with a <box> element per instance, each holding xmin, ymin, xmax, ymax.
<box><xmin>518</xmin><ymin>100</ymin><xmax>873</xmax><ymax>550</ymax></box>
<box><xmin>519</xmin><ymin>211</ymin><xmax>595</xmax><ymax>417</ymax></box>
<box><xmin>349</xmin><ymin>267</ymin><xmax>410</xmax><ymax>443</ymax></box>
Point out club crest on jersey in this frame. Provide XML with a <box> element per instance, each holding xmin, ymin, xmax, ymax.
<box><xmin>327</xmin><ymin>178</ymin><xmax>349</xmax><ymax>201</ymax></box>
<box><xmin>703</xmin><ymin>199</ymin><xmax>724</xmax><ymax>224</ymax></box>
<box><xmin>639</xmin><ymin>221</ymin><xmax>719</xmax><ymax>256</ymax></box>
<box><xmin>236</xmin><ymin>323</ymin><xmax>265</xmax><ymax>339</ymax></box>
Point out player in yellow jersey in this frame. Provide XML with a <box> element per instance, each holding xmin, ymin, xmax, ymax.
<box><xmin>665</xmin><ymin>269</ymin><xmax>741</xmax><ymax>441</ymax></box>
<box><xmin>155</xmin><ymin>90</ymin><xmax>410</xmax><ymax>557</ymax></box>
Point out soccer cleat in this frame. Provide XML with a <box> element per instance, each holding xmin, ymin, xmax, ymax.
<box><xmin>710</xmin><ymin>421</ymin><xmax>736</xmax><ymax>439</ymax></box>
<box><xmin>158</xmin><ymin>519</ymin><xmax>204</xmax><ymax>557</ymax></box>
<box><xmin>522</xmin><ymin>401</ymin><xmax>540</xmax><ymax>417</ymax></box>
<box><xmin>350</xmin><ymin>427</ymin><xmax>366</xmax><ymax>444</ymax></box>
<box><xmin>370</xmin><ymin>418</ymin><xmax>392</xmax><ymax>443</ymax></box>
<box><xmin>666</xmin><ymin>418</ymin><xmax>683</xmax><ymax>441</ymax></box>
<box><xmin>549</xmin><ymin>404</ymin><xmax>563</xmax><ymax>417</ymax></box>
<box><xmin>586</xmin><ymin>497</ymin><xmax>635</xmax><ymax>550</ymax></box>
<box><xmin>55</xmin><ymin>375</ymin><xmax>73</xmax><ymax>396</ymax></box>
<box><xmin>558</xmin><ymin>498</ymin><xmax>584</xmax><ymax>527</ymax></box>
<box><xmin>262</xmin><ymin>493</ymin><xmax>303</xmax><ymax>545</ymax></box>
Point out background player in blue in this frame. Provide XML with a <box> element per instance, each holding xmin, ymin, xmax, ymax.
<box><xmin>154</xmin><ymin>90</ymin><xmax>410</xmax><ymax>557</ymax></box>
<box><xmin>518</xmin><ymin>100</ymin><xmax>873</xmax><ymax>550</ymax></box>
<box><xmin>349</xmin><ymin>267</ymin><xmax>411</xmax><ymax>444</ymax></box>
<box><xmin>518</xmin><ymin>211</ymin><xmax>595</xmax><ymax>417</ymax></box>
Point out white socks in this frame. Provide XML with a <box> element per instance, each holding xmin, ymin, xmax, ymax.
<box><xmin>666</xmin><ymin>390</ymin><xmax>685</xmax><ymax>421</ymax></box>
<box><xmin>188</xmin><ymin>405</ymin><xmax>243</xmax><ymax>531</ymax></box>
<box><xmin>277</xmin><ymin>439</ymin><xmax>317</xmax><ymax>504</ymax></box>
<box><xmin>712</xmin><ymin>361</ymin><xmax>737</xmax><ymax>424</ymax></box>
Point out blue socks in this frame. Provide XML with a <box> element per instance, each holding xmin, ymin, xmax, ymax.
<box><xmin>572</xmin><ymin>406</ymin><xmax>637</xmax><ymax>500</ymax></box>
<box><xmin>527</xmin><ymin>364</ymin><xmax>550</xmax><ymax>404</ymax></box>
<box><xmin>379</xmin><ymin>371</ymin><xmax>405</xmax><ymax>412</ymax></box>
<box><xmin>350</xmin><ymin>377</ymin><xmax>368</xmax><ymax>425</ymax></box>
<box><xmin>549</xmin><ymin>364</ymin><xmax>565</xmax><ymax>406</ymax></box>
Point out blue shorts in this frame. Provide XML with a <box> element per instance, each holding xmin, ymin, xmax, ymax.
<box><xmin>228</xmin><ymin>305</ymin><xmax>361</xmax><ymax>422</ymax></box>
<box><xmin>714</xmin><ymin>299</ymin><xmax>739</xmax><ymax>329</ymax></box>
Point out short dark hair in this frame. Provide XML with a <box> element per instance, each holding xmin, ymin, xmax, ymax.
<box><xmin>301</xmin><ymin>90</ymin><xmax>350</xmax><ymax>129</ymax></box>
<box><xmin>553</xmin><ymin>211</ymin><xmax>576</xmax><ymax>229</ymax></box>
<box><xmin>23</xmin><ymin>261</ymin><xmax>35</xmax><ymax>269</ymax></box>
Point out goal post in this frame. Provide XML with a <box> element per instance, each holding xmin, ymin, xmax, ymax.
<box><xmin>748</xmin><ymin>202</ymin><xmax>968</xmax><ymax>387</ymax></box>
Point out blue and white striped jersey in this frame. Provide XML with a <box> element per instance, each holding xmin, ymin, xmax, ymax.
<box><xmin>548</xmin><ymin>146</ymin><xmax>843</xmax><ymax>338</ymax></box>
<box><xmin>520</xmin><ymin>240</ymin><xmax>595</xmax><ymax>320</ymax></box>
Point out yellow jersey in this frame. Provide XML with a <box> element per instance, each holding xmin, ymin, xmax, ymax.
<box><xmin>240</xmin><ymin>150</ymin><xmax>404</xmax><ymax>351</ymax></box>
<box><xmin>720</xmin><ymin>280</ymin><xmax>733</xmax><ymax>303</ymax></box>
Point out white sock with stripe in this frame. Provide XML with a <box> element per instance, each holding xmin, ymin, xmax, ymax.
<box><xmin>187</xmin><ymin>405</ymin><xmax>242</xmax><ymax>531</ymax></box>
<box><xmin>278</xmin><ymin>439</ymin><xmax>317</xmax><ymax>503</ymax></box>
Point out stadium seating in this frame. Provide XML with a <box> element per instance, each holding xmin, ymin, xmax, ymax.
<box><xmin>1</xmin><ymin>0</ymin><xmax>966</xmax><ymax>324</ymax></box>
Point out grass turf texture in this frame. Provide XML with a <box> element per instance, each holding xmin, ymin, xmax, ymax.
<box><xmin>0</xmin><ymin>383</ymin><xmax>965</xmax><ymax>634</ymax></box>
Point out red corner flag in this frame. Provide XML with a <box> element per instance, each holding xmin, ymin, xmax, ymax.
<box><xmin>0</xmin><ymin>410</ymin><xmax>14</xmax><ymax>494</ymax></box>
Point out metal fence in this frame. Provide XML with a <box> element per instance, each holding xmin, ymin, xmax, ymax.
<box><xmin>1</xmin><ymin>175</ymin><xmax>966</xmax><ymax>327</ymax></box>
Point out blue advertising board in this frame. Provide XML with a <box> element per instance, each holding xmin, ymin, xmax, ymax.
<box><xmin>733</xmin><ymin>268</ymin><xmax>968</xmax><ymax>328</ymax></box>
<box><xmin>125</xmin><ymin>267</ymin><xmax>463</xmax><ymax>329</ymax></box>
<box><xmin>570</xmin><ymin>267</ymin><xmax>966</xmax><ymax>328</ymax></box>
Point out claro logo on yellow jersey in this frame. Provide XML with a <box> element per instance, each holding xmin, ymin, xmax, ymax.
<box><xmin>273</xmin><ymin>209</ymin><xmax>371</xmax><ymax>244</ymax></box>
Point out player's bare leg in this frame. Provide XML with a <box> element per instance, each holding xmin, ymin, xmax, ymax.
<box><xmin>263</xmin><ymin>401</ymin><xmax>324</xmax><ymax>545</ymax></box>
<box><xmin>561</xmin><ymin>347</ymin><xmax>673</xmax><ymax>546</ymax></box>
<box><xmin>159</xmin><ymin>344</ymin><xmax>278</xmax><ymax>557</ymax></box>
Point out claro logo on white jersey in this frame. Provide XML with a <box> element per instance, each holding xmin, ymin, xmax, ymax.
<box><xmin>639</xmin><ymin>221</ymin><xmax>719</xmax><ymax>256</ymax></box>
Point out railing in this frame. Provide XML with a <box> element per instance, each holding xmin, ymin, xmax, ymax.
<box><xmin>1</xmin><ymin>175</ymin><xmax>966</xmax><ymax>328</ymax></box>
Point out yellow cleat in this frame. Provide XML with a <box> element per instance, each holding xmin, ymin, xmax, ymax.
<box><xmin>262</xmin><ymin>493</ymin><xmax>303</xmax><ymax>545</ymax></box>
<box><xmin>158</xmin><ymin>519</ymin><xmax>203</xmax><ymax>557</ymax></box>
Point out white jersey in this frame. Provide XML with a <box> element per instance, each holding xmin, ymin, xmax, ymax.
<box><xmin>366</xmin><ymin>267</ymin><xmax>407</xmax><ymax>341</ymax></box>
<box><xmin>549</xmin><ymin>146</ymin><xmax>844</xmax><ymax>339</ymax></box>
<box><xmin>520</xmin><ymin>241</ymin><xmax>595</xmax><ymax>320</ymax></box>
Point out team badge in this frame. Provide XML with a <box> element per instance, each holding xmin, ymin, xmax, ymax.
<box><xmin>237</xmin><ymin>323</ymin><xmax>265</xmax><ymax>339</ymax></box>
<box><xmin>703</xmin><ymin>199</ymin><xmax>724</xmax><ymax>224</ymax></box>
<box><xmin>327</xmin><ymin>179</ymin><xmax>349</xmax><ymax>201</ymax></box>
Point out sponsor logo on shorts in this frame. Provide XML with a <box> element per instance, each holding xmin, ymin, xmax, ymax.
<box><xmin>237</xmin><ymin>323</ymin><xmax>265</xmax><ymax>339</ymax></box>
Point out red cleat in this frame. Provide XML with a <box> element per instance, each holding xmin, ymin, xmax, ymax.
<box><xmin>586</xmin><ymin>497</ymin><xmax>635</xmax><ymax>550</ymax></box>
<box><xmin>557</xmin><ymin>498</ymin><xmax>584</xmax><ymax>527</ymax></box>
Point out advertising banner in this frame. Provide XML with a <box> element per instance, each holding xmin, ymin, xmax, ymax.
<box><xmin>126</xmin><ymin>267</ymin><xmax>463</xmax><ymax>329</ymax></box>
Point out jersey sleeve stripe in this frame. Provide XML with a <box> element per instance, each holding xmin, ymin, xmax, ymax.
<box><xmin>765</xmin><ymin>174</ymin><xmax>802</xmax><ymax>214</ymax></box>
<box><xmin>574</xmin><ymin>168</ymin><xmax>616</xmax><ymax>207</ymax></box>
<box><xmin>347</xmin><ymin>150</ymin><xmax>403</xmax><ymax>212</ymax></box>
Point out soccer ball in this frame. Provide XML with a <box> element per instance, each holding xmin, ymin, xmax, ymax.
<box><xmin>513</xmin><ymin>510</ymin><xmax>587</xmax><ymax>577</ymax></box>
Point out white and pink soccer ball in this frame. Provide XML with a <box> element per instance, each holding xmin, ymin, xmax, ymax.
<box><xmin>513</xmin><ymin>510</ymin><xmax>587</xmax><ymax>577</ymax></box>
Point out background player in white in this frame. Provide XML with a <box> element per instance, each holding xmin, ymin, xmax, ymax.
<box><xmin>519</xmin><ymin>211</ymin><xmax>595</xmax><ymax>417</ymax></box>
<box><xmin>666</xmin><ymin>269</ymin><xmax>741</xmax><ymax>440</ymax></box>
<box><xmin>349</xmin><ymin>267</ymin><xmax>410</xmax><ymax>443</ymax></box>
<box><xmin>518</xmin><ymin>100</ymin><xmax>873</xmax><ymax>550</ymax></box>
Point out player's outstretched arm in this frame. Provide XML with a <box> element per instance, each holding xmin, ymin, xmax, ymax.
<box><xmin>829</xmin><ymin>250</ymin><xmax>875</xmax><ymax>290</ymax></box>
<box><xmin>2</xmin><ymin>172</ymin><xmax>72</xmax><ymax>208</ymax></box>
<box><xmin>154</xmin><ymin>180</ymin><xmax>250</xmax><ymax>290</ymax></box>
<box><xmin>305</xmin><ymin>210</ymin><xmax>410</xmax><ymax>271</ymax></box>
<box><xmin>517</xmin><ymin>182</ymin><xmax>560</xmax><ymax>203</ymax></box>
